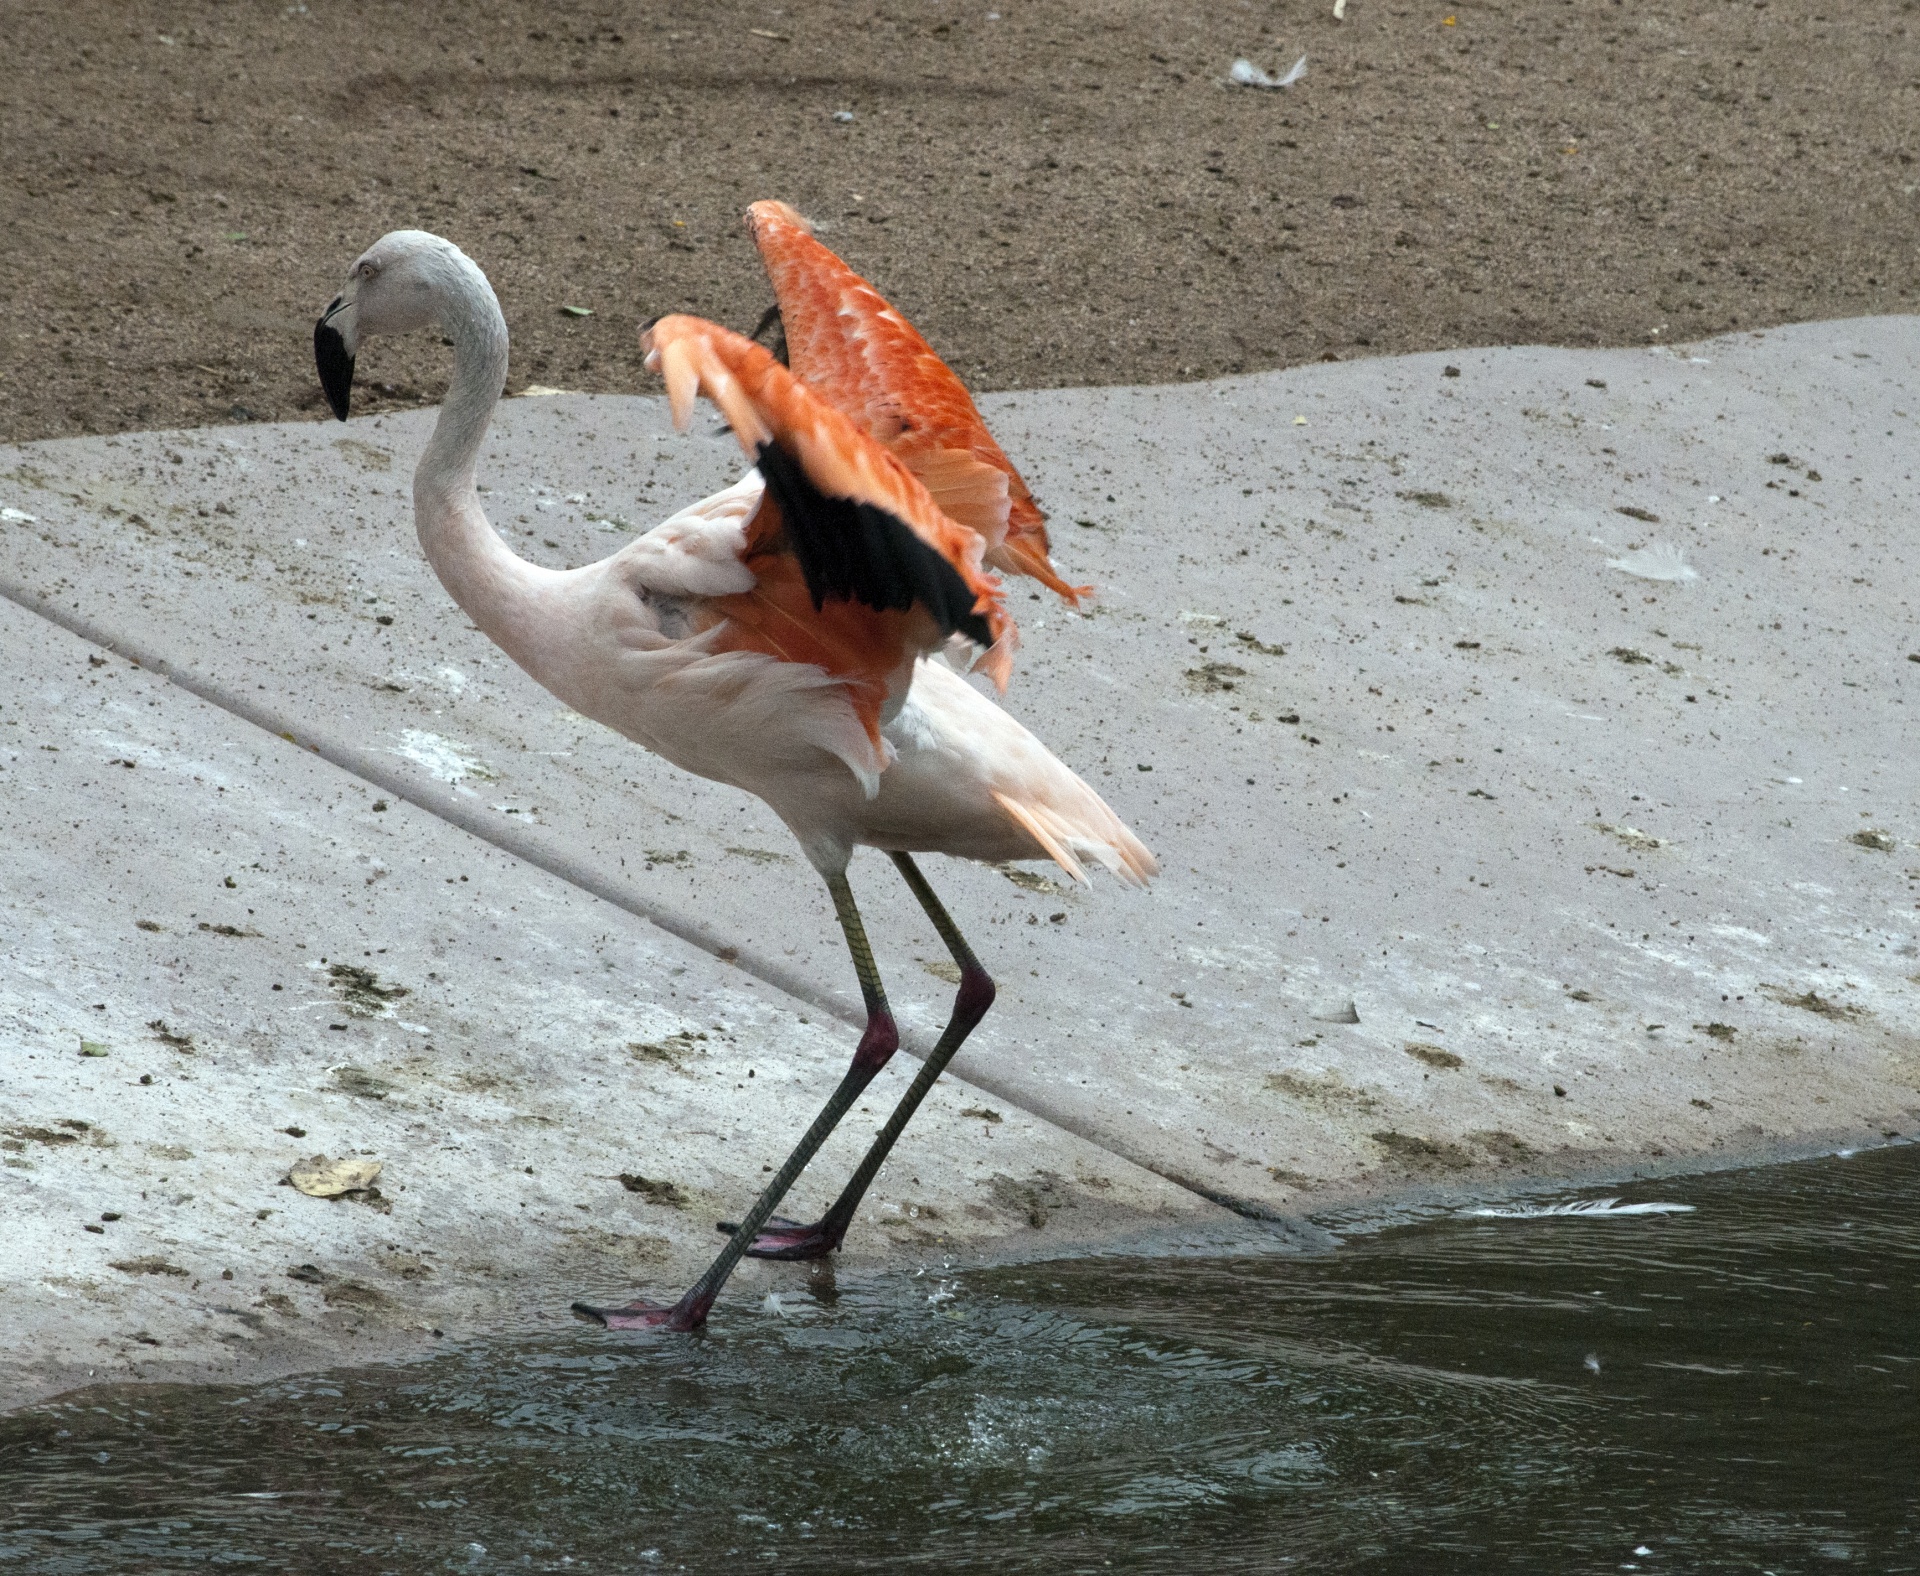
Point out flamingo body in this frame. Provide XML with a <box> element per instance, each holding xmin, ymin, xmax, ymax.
<box><xmin>313</xmin><ymin>216</ymin><xmax>1152</xmax><ymax>1328</ymax></box>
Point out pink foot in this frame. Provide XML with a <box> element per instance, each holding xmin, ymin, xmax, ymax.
<box><xmin>715</xmin><ymin>1214</ymin><xmax>847</xmax><ymax>1261</ymax></box>
<box><xmin>571</xmin><ymin>1287</ymin><xmax>712</xmax><ymax>1332</ymax></box>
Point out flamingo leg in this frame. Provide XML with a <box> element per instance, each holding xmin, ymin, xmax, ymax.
<box><xmin>748</xmin><ymin>302</ymin><xmax>788</xmax><ymax>365</ymax></box>
<box><xmin>720</xmin><ymin>851</ymin><xmax>995</xmax><ymax>1261</ymax></box>
<box><xmin>572</xmin><ymin>869</ymin><xmax>898</xmax><ymax>1332</ymax></box>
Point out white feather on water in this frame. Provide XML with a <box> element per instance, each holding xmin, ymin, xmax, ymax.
<box><xmin>1229</xmin><ymin>55</ymin><xmax>1308</xmax><ymax>89</ymax></box>
<box><xmin>1468</xmin><ymin>1197</ymin><xmax>1696</xmax><ymax>1218</ymax></box>
<box><xmin>1606</xmin><ymin>541</ymin><xmax>1698</xmax><ymax>582</ymax></box>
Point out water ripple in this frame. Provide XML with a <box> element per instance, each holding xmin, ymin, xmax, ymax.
<box><xmin>4</xmin><ymin>1144</ymin><xmax>1916</xmax><ymax>1573</ymax></box>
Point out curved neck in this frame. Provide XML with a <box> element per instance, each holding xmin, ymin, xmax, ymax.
<box><xmin>409</xmin><ymin>260</ymin><xmax>543</xmax><ymax>642</ymax></box>
<box><xmin>418</xmin><ymin>274</ymin><xmax>509</xmax><ymax>503</ymax></box>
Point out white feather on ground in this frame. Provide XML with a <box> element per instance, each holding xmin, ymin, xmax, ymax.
<box><xmin>1469</xmin><ymin>1197</ymin><xmax>1696</xmax><ymax>1218</ymax></box>
<box><xmin>1607</xmin><ymin>541</ymin><xmax>1698</xmax><ymax>582</ymax></box>
<box><xmin>1229</xmin><ymin>55</ymin><xmax>1307</xmax><ymax>89</ymax></box>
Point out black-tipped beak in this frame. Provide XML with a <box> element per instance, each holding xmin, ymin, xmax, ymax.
<box><xmin>314</xmin><ymin>314</ymin><xmax>354</xmax><ymax>421</ymax></box>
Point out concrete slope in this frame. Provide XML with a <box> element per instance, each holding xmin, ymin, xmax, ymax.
<box><xmin>2</xmin><ymin>318</ymin><xmax>1916</xmax><ymax>1223</ymax></box>
<box><xmin>0</xmin><ymin>598</ymin><xmax>1201</xmax><ymax>1410</ymax></box>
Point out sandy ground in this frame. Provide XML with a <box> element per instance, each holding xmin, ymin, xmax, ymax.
<box><xmin>3</xmin><ymin>0</ymin><xmax>1917</xmax><ymax>443</ymax></box>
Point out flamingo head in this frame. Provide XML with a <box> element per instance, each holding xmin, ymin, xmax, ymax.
<box><xmin>314</xmin><ymin>230</ymin><xmax>470</xmax><ymax>421</ymax></box>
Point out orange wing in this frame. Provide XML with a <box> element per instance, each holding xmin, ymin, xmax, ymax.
<box><xmin>746</xmin><ymin>200</ymin><xmax>1086</xmax><ymax>605</ymax></box>
<box><xmin>642</xmin><ymin>314</ymin><xmax>1015</xmax><ymax>754</ymax></box>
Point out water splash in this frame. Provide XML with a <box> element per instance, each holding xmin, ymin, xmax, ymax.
<box><xmin>1468</xmin><ymin>1196</ymin><xmax>1696</xmax><ymax>1218</ymax></box>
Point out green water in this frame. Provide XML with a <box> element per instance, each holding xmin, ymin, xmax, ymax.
<box><xmin>4</xmin><ymin>1143</ymin><xmax>1915</xmax><ymax>1573</ymax></box>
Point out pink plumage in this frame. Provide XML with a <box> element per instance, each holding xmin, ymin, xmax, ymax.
<box><xmin>314</xmin><ymin>216</ymin><xmax>1152</xmax><ymax>1334</ymax></box>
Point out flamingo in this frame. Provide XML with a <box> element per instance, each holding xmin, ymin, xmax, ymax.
<box><xmin>312</xmin><ymin>219</ymin><xmax>1155</xmax><ymax>1332</ymax></box>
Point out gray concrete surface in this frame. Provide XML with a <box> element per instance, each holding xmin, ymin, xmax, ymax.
<box><xmin>2</xmin><ymin>318</ymin><xmax>1917</xmax><ymax>1352</ymax></box>
<box><xmin>0</xmin><ymin>598</ymin><xmax>1205</xmax><ymax>1410</ymax></box>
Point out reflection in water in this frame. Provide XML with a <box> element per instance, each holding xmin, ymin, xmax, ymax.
<box><xmin>3</xmin><ymin>1143</ymin><xmax>1916</xmax><ymax>1572</ymax></box>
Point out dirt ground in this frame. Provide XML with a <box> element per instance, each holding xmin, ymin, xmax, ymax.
<box><xmin>2</xmin><ymin>0</ymin><xmax>1915</xmax><ymax>444</ymax></box>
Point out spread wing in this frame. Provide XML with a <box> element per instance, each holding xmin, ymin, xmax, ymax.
<box><xmin>643</xmin><ymin>313</ymin><xmax>1015</xmax><ymax>754</ymax></box>
<box><xmin>745</xmin><ymin>200</ymin><xmax>1086</xmax><ymax>604</ymax></box>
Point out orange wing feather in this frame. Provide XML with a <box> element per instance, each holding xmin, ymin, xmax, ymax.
<box><xmin>642</xmin><ymin>314</ymin><xmax>1015</xmax><ymax>754</ymax></box>
<box><xmin>746</xmin><ymin>200</ymin><xmax>1086</xmax><ymax>605</ymax></box>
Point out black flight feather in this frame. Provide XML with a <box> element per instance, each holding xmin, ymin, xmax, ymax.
<box><xmin>753</xmin><ymin>440</ymin><xmax>992</xmax><ymax>648</ymax></box>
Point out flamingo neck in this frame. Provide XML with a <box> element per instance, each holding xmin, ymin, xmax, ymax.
<box><xmin>410</xmin><ymin>261</ymin><xmax>545</xmax><ymax>644</ymax></box>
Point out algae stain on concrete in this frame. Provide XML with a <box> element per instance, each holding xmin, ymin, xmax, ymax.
<box><xmin>725</xmin><ymin>845</ymin><xmax>790</xmax><ymax>865</ymax></box>
<box><xmin>1592</xmin><ymin>822</ymin><xmax>1671</xmax><ymax>852</ymax></box>
<box><xmin>628</xmin><ymin>1030</ymin><xmax>707</xmax><ymax>1067</ymax></box>
<box><xmin>328</xmin><ymin>963</ymin><xmax>410</xmax><ymax>1018</ymax></box>
<box><xmin>1762</xmin><ymin>985</ymin><xmax>1866</xmax><ymax>1022</ymax></box>
<box><xmin>109</xmin><ymin>1256</ymin><xmax>189</xmax><ymax>1278</ymax></box>
<box><xmin>148</xmin><ymin>1019</ymin><xmax>195</xmax><ymax>1052</ymax></box>
<box><xmin>329</xmin><ymin>1066</ymin><xmax>397</xmax><ymax>1101</ymax></box>
<box><xmin>618</xmin><ymin>1174</ymin><xmax>688</xmax><ymax>1208</ymax></box>
<box><xmin>331</xmin><ymin>439</ymin><xmax>392</xmax><ymax>472</ymax></box>
<box><xmin>1185</xmin><ymin>660</ymin><xmax>1249</xmax><ymax>694</ymax></box>
<box><xmin>1266</xmin><ymin>1070</ymin><xmax>1380</xmax><ymax>1111</ymax></box>
<box><xmin>988</xmin><ymin>1170</ymin><xmax>1077</xmax><ymax>1229</ymax></box>
<box><xmin>1466</xmin><ymin>1130</ymin><xmax>1538</xmax><ymax>1165</ymax></box>
<box><xmin>996</xmin><ymin>864</ymin><xmax>1067</xmax><ymax>895</ymax></box>
<box><xmin>559</xmin><ymin>1227</ymin><xmax>671</xmax><ymax>1271</ymax></box>
<box><xmin>1369</xmin><ymin>1131</ymin><xmax>1476</xmax><ymax>1170</ymax></box>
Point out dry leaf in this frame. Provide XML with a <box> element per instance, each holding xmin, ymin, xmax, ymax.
<box><xmin>288</xmin><ymin>1153</ymin><xmax>383</xmax><ymax>1198</ymax></box>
